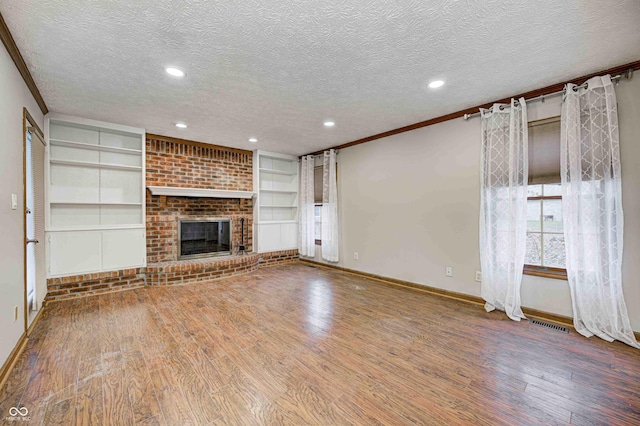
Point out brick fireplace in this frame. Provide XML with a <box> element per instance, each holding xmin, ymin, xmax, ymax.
<box><xmin>145</xmin><ymin>137</ymin><xmax>253</xmax><ymax>262</ymax></box>
<box><xmin>146</xmin><ymin>197</ymin><xmax>252</xmax><ymax>263</ymax></box>
<box><xmin>46</xmin><ymin>135</ymin><xmax>299</xmax><ymax>301</ymax></box>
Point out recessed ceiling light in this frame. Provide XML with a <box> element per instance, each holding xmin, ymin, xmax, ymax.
<box><xmin>248</xmin><ymin>138</ymin><xmax>258</xmax><ymax>143</ymax></box>
<box><xmin>428</xmin><ymin>80</ymin><xmax>445</xmax><ymax>89</ymax></box>
<box><xmin>165</xmin><ymin>67</ymin><xmax>185</xmax><ymax>77</ymax></box>
<box><xmin>175</xmin><ymin>123</ymin><xmax>187</xmax><ymax>129</ymax></box>
<box><xmin>324</xmin><ymin>120</ymin><xmax>335</xmax><ymax>127</ymax></box>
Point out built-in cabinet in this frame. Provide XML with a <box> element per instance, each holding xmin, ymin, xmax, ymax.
<box><xmin>253</xmin><ymin>150</ymin><xmax>298</xmax><ymax>252</ymax></box>
<box><xmin>46</xmin><ymin>114</ymin><xmax>146</xmax><ymax>277</ymax></box>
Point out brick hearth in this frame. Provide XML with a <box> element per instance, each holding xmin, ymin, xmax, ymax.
<box><xmin>146</xmin><ymin>254</ymin><xmax>260</xmax><ymax>286</ymax></box>
<box><xmin>46</xmin><ymin>250</ymin><xmax>299</xmax><ymax>301</ymax></box>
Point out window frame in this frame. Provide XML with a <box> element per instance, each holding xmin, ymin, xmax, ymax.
<box><xmin>523</xmin><ymin>192</ymin><xmax>567</xmax><ymax>280</ymax></box>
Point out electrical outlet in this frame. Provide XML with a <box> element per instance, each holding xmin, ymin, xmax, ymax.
<box><xmin>11</xmin><ymin>193</ymin><xmax>17</xmax><ymax>210</ymax></box>
<box><xmin>353</xmin><ymin>252</ymin><xmax>359</xmax><ymax>260</ymax></box>
<box><xmin>446</xmin><ymin>266</ymin><xmax>453</xmax><ymax>277</ymax></box>
<box><xmin>14</xmin><ymin>306</ymin><xmax>19</xmax><ymax>322</ymax></box>
<box><xmin>475</xmin><ymin>271</ymin><xmax>482</xmax><ymax>282</ymax></box>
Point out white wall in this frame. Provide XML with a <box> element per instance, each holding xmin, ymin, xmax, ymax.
<box><xmin>308</xmin><ymin>77</ymin><xmax>640</xmax><ymax>332</ymax></box>
<box><xmin>0</xmin><ymin>42</ymin><xmax>44</xmax><ymax>367</ymax></box>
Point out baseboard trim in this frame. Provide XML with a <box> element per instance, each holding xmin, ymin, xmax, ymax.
<box><xmin>27</xmin><ymin>301</ymin><xmax>47</xmax><ymax>336</ymax></box>
<box><xmin>300</xmin><ymin>259</ymin><xmax>485</xmax><ymax>306</ymax></box>
<box><xmin>0</xmin><ymin>299</ymin><xmax>49</xmax><ymax>390</ymax></box>
<box><xmin>299</xmin><ymin>259</ymin><xmax>640</xmax><ymax>341</ymax></box>
<box><xmin>0</xmin><ymin>332</ymin><xmax>27</xmax><ymax>391</ymax></box>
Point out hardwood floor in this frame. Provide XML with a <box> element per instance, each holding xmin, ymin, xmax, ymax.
<box><xmin>2</xmin><ymin>262</ymin><xmax>640</xmax><ymax>425</ymax></box>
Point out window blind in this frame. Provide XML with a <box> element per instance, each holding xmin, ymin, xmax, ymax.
<box><xmin>528</xmin><ymin>117</ymin><xmax>561</xmax><ymax>184</ymax></box>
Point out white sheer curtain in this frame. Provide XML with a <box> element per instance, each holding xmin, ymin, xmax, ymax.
<box><xmin>299</xmin><ymin>155</ymin><xmax>315</xmax><ymax>257</ymax></box>
<box><xmin>561</xmin><ymin>75</ymin><xmax>638</xmax><ymax>348</ymax></box>
<box><xmin>322</xmin><ymin>149</ymin><xmax>339</xmax><ymax>262</ymax></box>
<box><xmin>480</xmin><ymin>98</ymin><xmax>528</xmax><ymax>321</ymax></box>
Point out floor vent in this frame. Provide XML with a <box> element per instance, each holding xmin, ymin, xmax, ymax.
<box><xmin>306</xmin><ymin>264</ymin><xmax>317</xmax><ymax>268</ymax></box>
<box><xmin>530</xmin><ymin>319</ymin><xmax>569</xmax><ymax>333</ymax></box>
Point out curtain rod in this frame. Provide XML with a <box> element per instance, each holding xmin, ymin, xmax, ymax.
<box><xmin>299</xmin><ymin>149</ymin><xmax>340</xmax><ymax>160</ymax></box>
<box><xmin>300</xmin><ymin>61</ymin><xmax>639</xmax><ymax>157</ymax></box>
<box><xmin>463</xmin><ymin>73</ymin><xmax>627</xmax><ymax>120</ymax></box>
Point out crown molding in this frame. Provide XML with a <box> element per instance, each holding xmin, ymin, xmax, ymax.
<box><xmin>0</xmin><ymin>12</ymin><xmax>48</xmax><ymax>115</ymax></box>
<box><xmin>305</xmin><ymin>59</ymin><xmax>640</xmax><ymax>156</ymax></box>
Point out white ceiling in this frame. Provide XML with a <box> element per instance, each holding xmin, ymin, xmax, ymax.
<box><xmin>2</xmin><ymin>1</ymin><xmax>640</xmax><ymax>155</ymax></box>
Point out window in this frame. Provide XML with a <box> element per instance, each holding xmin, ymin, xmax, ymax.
<box><xmin>311</xmin><ymin>161</ymin><xmax>337</xmax><ymax>245</ymax></box>
<box><xmin>525</xmin><ymin>184</ymin><xmax>567</xmax><ymax>278</ymax></box>
<box><xmin>524</xmin><ymin>117</ymin><xmax>566</xmax><ymax>279</ymax></box>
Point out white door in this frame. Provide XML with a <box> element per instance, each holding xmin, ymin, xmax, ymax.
<box><xmin>25</xmin><ymin>124</ymin><xmax>46</xmax><ymax>322</ymax></box>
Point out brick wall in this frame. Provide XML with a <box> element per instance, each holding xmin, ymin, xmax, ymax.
<box><xmin>259</xmin><ymin>249</ymin><xmax>300</xmax><ymax>267</ymax></box>
<box><xmin>146</xmin><ymin>138</ymin><xmax>253</xmax><ymax>190</ymax></box>
<box><xmin>146</xmin><ymin>137</ymin><xmax>254</xmax><ymax>262</ymax></box>
<box><xmin>47</xmin><ymin>269</ymin><xmax>145</xmax><ymax>300</ymax></box>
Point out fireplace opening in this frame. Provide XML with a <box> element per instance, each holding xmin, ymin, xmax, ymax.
<box><xmin>178</xmin><ymin>218</ymin><xmax>231</xmax><ymax>260</ymax></box>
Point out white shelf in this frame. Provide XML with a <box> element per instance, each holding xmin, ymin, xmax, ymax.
<box><xmin>51</xmin><ymin>159</ymin><xmax>142</xmax><ymax>171</ymax></box>
<box><xmin>51</xmin><ymin>201</ymin><xmax>142</xmax><ymax>206</ymax></box>
<box><xmin>50</xmin><ymin>138</ymin><xmax>142</xmax><ymax>155</ymax></box>
<box><xmin>259</xmin><ymin>168</ymin><xmax>297</xmax><ymax>176</ymax></box>
<box><xmin>258</xmin><ymin>220</ymin><xmax>298</xmax><ymax>224</ymax></box>
<box><xmin>147</xmin><ymin>186</ymin><xmax>256</xmax><ymax>199</ymax></box>
<box><xmin>259</xmin><ymin>189</ymin><xmax>297</xmax><ymax>194</ymax></box>
<box><xmin>259</xmin><ymin>152</ymin><xmax>297</xmax><ymax>161</ymax></box>
<box><xmin>48</xmin><ymin>224</ymin><xmax>145</xmax><ymax>232</ymax></box>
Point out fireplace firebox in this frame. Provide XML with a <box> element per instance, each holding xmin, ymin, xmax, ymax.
<box><xmin>178</xmin><ymin>218</ymin><xmax>231</xmax><ymax>260</ymax></box>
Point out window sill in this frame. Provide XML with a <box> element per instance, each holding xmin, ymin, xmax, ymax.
<box><xmin>523</xmin><ymin>266</ymin><xmax>567</xmax><ymax>280</ymax></box>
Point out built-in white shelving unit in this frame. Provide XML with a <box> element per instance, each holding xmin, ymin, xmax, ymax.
<box><xmin>46</xmin><ymin>113</ymin><xmax>146</xmax><ymax>277</ymax></box>
<box><xmin>253</xmin><ymin>150</ymin><xmax>299</xmax><ymax>253</ymax></box>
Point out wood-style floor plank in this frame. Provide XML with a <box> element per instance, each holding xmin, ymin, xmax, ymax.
<box><xmin>1</xmin><ymin>261</ymin><xmax>639</xmax><ymax>425</ymax></box>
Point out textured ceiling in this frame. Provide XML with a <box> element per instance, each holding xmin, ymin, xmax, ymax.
<box><xmin>2</xmin><ymin>1</ymin><xmax>640</xmax><ymax>155</ymax></box>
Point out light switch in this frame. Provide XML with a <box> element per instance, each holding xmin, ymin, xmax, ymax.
<box><xmin>11</xmin><ymin>193</ymin><xmax>17</xmax><ymax>210</ymax></box>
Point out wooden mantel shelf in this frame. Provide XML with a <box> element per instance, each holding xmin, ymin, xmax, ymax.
<box><xmin>146</xmin><ymin>186</ymin><xmax>256</xmax><ymax>199</ymax></box>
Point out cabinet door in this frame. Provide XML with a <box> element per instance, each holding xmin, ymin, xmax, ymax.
<box><xmin>280</xmin><ymin>223</ymin><xmax>298</xmax><ymax>250</ymax></box>
<box><xmin>258</xmin><ymin>223</ymin><xmax>299</xmax><ymax>252</ymax></box>
<box><xmin>258</xmin><ymin>224</ymin><xmax>280</xmax><ymax>253</ymax></box>
<box><xmin>102</xmin><ymin>229</ymin><xmax>145</xmax><ymax>270</ymax></box>
<box><xmin>49</xmin><ymin>231</ymin><xmax>101</xmax><ymax>276</ymax></box>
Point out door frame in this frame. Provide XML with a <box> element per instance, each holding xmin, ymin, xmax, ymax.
<box><xmin>23</xmin><ymin>107</ymin><xmax>44</xmax><ymax>332</ymax></box>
